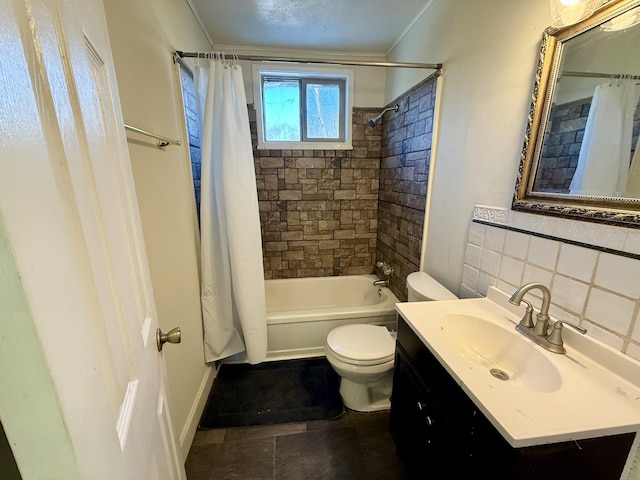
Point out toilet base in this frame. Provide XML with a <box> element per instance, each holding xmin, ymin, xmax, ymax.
<box><xmin>338</xmin><ymin>376</ymin><xmax>392</xmax><ymax>413</ymax></box>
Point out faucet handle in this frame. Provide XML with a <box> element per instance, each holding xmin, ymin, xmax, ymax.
<box><xmin>547</xmin><ymin>320</ymin><xmax>587</xmax><ymax>353</ymax></box>
<box><xmin>376</xmin><ymin>261</ymin><xmax>394</xmax><ymax>277</ymax></box>
<box><xmin>518</xmin><ymin>299</ymin><xmax>535</xmax><ymax>329</ymax></box>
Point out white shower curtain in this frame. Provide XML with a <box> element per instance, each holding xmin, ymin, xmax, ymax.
<box><xmin>625</xmin><ymin>120</ymin><xmax>640</xmax><ymax>196</ymax></box>
<box><xmin>570</xmin><ymin>80</ymin><xmax>638</xmax><ymax>196</ymax></box>
<box><xmin>196</xmin><ymin>58</ymin><xmax>267</xmax><ymax>364</ymax></box>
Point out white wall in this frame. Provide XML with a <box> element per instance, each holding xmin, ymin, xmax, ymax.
<box><xmin>219</xmin><ymin>46</ymin><xmax>388</xmax><ymax>107</ymax></box>
<box><xmin>385</xmin><ymin>0</ymin><xmax>550</xmax><ymax>293</ymax></box>
<box><xmin>102</xmin><ymin>0</ymin><xmax>213</xmax><ymax>459</ymax></box>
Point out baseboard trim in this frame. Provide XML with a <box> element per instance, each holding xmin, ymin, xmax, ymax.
<box><xmin>179</xmin><ymin>364</ymin><xmax>216</xmax><ymax>460</ymax></box>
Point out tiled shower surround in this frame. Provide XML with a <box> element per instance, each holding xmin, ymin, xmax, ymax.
<box><xmin>251</xmin><ymin>74</ymin><xmax>438</xmax><ymax>301</ymax></box>
<box><xmin>461</xmin><ymin>206</ymin><xmax>640</xmax><ymax>361</ymax></box>
<box><xmin>251</xmin><ymin>107</ymin><xmax>382</xmax><ymax>280</ymax></box>
<box><xmin>375</xmin><ymin>78</ymin><xmax>436</xmax><ymax>300</ymax></box>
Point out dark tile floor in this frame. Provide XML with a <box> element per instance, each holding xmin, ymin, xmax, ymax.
<box><xmin>186</xmin><ymin>410</ymin><xmax>409</xmax><ymax>480</ymax></box>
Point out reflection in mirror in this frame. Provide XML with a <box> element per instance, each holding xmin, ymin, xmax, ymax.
<box><xmin>513</xmin><ymin>0</ymin><xmax>640</xmax><ymax>227</ymax></box>
<box><xmin>535</xmin><ymin>6</ymin><xmax>640</xmax><ymax>197</ymax></box>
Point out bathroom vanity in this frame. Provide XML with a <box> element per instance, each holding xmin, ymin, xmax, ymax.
<box><xmin>390</xmin><ymin>289</ymin><xmax>640</xmax><ymax>479</ymax></box>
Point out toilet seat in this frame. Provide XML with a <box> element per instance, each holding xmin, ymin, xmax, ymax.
<box><xmin>326</xmin><ymin>324</ymin><xmax>395</xmax><ymax>366</ymax></box>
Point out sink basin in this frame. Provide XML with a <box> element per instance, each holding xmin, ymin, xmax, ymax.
<box><xmin>440</xmin><ymin>314</ymin><xmax>562</xmax><ymax>393</ymax></box>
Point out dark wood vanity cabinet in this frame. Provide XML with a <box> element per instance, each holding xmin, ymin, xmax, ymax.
<box><xmin>390</xmin><ymin>316</ymin><xmax>636</xmax><ymax>480</ymax></box>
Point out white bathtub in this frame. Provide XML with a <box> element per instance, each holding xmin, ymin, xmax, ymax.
<box><xmin>263</xmin><ymin>274</ymin><xmax>400</xmax><ymax>361</ymax></box>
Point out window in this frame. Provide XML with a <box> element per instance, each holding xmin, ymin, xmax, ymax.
<box><xmin>252</xmin><ymin>63</ymin><xmax>354</xmax><ymax>150</ymax></box>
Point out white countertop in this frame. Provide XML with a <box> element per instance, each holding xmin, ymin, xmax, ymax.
<box><xmin>395</xmin><ymin>287</ymin><xmax>640</xmax><ymax>448</ymax></box>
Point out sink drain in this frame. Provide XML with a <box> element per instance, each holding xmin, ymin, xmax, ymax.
<box><xmin>490</xmin><ymin>368</ymin><xmax>509</xmax><ymax>381</ymax></box>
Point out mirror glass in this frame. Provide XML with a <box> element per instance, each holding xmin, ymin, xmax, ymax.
<box><xmin>513</xmin><ymin>0</ymin><xmax>640</xmax><ymax>227</ymax></box>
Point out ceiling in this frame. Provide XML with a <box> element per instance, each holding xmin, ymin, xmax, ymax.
<box><xmin>188</xmin><ymin>0</ymin><xmax>432</xmax><ymax>55</ymax></box>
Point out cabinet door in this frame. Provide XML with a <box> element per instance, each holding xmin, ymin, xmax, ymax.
<box><xmin>390</xmin><ymin>348</ymin><xmax>474</xmax><ymax>477</ymax></box>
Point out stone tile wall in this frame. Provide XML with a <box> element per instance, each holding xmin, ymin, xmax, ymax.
<box><xmin>251</xmin><ymin>106</ymin><xmax>382</xmax><ymax>279</ymax></box>
<box><xmin>376</xmin><ymin>76</ymin><xmax>438</xmax><ymax>301</ymax></box>
<box><xmin>179</xmin><ymin>65</ymin><xmax>202</xmax><ymax>216</ymax></box>
<box><xmin>534</xmin><ymin>97</ymin><xmax>589</xmax><ymax>193</ymax></box>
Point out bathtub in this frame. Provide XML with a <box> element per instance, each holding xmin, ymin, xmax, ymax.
<box><xmin>263</xmin><ymin>274</ymin><xmax>400</xmax><ymax>361</ymax></box>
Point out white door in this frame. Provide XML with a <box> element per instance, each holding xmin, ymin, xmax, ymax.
<box><xmin>0</xmin><ymin>0</ymin><xmax>185</xmax><ymax>479</ymax></box>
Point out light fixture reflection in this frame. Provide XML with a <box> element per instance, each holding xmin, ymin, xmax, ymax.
<box><xmin>550</xmin><ymin>0</ymin><xmax>596</xmax><ymax>27</ymax></box>
<box><xmin>601</xmin><ymin>6</ymin><xmax>640</xmax><ymax>31</ymax></box>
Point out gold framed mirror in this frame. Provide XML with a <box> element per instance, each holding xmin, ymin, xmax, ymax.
<box><xmin>512</xmin><ymin>0</ymin><xmax>640</xmax><ymax>227</ymax></box>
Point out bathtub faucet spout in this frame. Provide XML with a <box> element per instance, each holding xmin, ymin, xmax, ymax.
<box><xmin>373</xmin><ymin>279</ymin><xmax>389</xmax><ymax>287</ymax></box>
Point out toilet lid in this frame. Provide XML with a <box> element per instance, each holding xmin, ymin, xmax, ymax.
<box><xmin>326</xmin><ymin>324</ymin><xmax>395</xmax><ymax>363</ymax></box>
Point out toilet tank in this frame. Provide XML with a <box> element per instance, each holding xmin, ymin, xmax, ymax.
<box><xmin>406</xmin><ymin>271</ymin><xmax>458</xmax><ymax>302</ymax></box>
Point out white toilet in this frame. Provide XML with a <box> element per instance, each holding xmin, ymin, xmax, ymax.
<box><xmin>324</xmin><ymin>271</ymin><xmax>458</xmax><ymax>412</ymax></box>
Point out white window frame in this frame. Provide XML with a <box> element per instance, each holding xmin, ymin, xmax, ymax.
<box><xmin>252</xmin><ymin>63</ymin><xmax>354</xmax><ymax>150</ymax></box>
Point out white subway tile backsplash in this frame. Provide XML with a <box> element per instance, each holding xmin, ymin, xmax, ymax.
<box><xmin>504</xmin><ymin>230</ymin><xmax>529</xmax><ymax>259</ymax></box>
<box><xmin>623</xmin><ymin>230</ymin><xmax>640</xmax><ymax>255</ymax></box>
<box><xmin>631</xmin><ymin>312</ymin><xmax>640</xmax><ymax>343</ymax></box>
<box><xmin>585</xmin><ymin>288</ymin><xmax>635</xmax><ymax>336</ymax></box>
<box><xmin>462</xmin><ymin>265</ymin><xmax>479</xmax><ymax>290</ymax></box>
<box><xmin>552</xmin><ymin>217</ymin><xmax>627</xmax><ymax>251</ymax></box>
<box><xmin>522</xmin><ymin>264</ymin><xmax>553</xmax><ymax>287</ymax></box>
<box><xmin>595</xmin><ymin>252</ymin><xmax>640</xmax><ymax>299</ymax></box>
<box><xmin>459</xmin><ymin>284</ymin><xmax>479</xmax><ymax>299</ymax></box>
<box><xmin>548</xmin><ymin>305</ymin><xmax>581</xmax><ymax>325</ymax></box>
<box><xmin>468</xmin><ymin>222</ymin><xmax>485</xmax><ymax>246</ymax></box>
<box><xmin>498</xmin><ymin>256</ymin><xmax>524</xmax><ymax>287</ymax></box>
<box><xmin>477</xmin><ymin>272</ymin><xmax>497</xmax><ymax>296</ymax></box>
<box><xmin>556</xmin><ymin>244</ymin><xmax>598</xmax><ymax>283</ymax></box>
<box><xmin>496</xmin><ymin>279</ymin><xmax>517</xmax><ymax>294</ymax></box>
<box><xmin>582</xmin><ymin>320</ymin><xmax>625</xmax><ymax>351</ymax></box>
<box><xmin>625</xmin><ymin>342</ymin><xmax>640</xmax><ymax>362</ymax></box>
<box><xmin>467</xmin><ymin>206</ymin><xmax>640</xmax><ymax>360</ymax></box>
<box><xmin>506</xmin><ymin>210</ymin><xmax>556</xmax><ymax>237</ymax></box>
<box><xmin>480</xmin><ymin>249</ymin><xmax>501</xmax><ymax>277</ymax></box>
<box><xmin>464</xmin><ymin>243</ymin><xmax>482</xmax><ymax>269</ymax></box>
<box><xmin>484</xmin><ymin>226</ymin><xmax>505</xmax><ymax>252</ymax></box>
<box><xmin>527</xmin><ymin>236</ymin><xmax>559</xmax><ymax>270</ymax></box>
<box><xmin>551</xmin><ymin>275</ymin><xmax>589</xmax><ymax>315</ymax></box>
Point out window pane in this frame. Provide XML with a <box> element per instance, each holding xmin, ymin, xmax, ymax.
<box><xmin>263</xmin><ymin>79</ymin><xmax>300</xmax><ymax>141</ymax></box>
<box><xmin>306</xmin><ymin>83</ymin><xmax>340</xmax><ymax>139</ymax></box>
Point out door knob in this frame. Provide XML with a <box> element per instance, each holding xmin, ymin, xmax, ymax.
<box><xmin>156</xmin><ymin>327</ymin><xmax>181</xmax><ymax>352</ymax></box>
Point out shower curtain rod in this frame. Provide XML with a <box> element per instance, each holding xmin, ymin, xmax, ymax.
<box><xmin>175</xmin><ymin>51</ymin><xmax>442</xmax><ymax>70</ymax></box>
<box><xmin>561</xmin><ymin>70</ymin><xmax>640</xmax><ymax>81</ymax></box>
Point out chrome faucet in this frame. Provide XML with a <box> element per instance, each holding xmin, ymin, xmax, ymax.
<box><xmin>509</xmin><ymin>282</ymin><xmax>586</xmax><ymax>354</ymax></box>
<box><xmin>509</xmin><ymin>282</ymin><xmax>552</xmax><ymax>336</ymax></box>
<box><xmin>373</xmin><ymin>279</ymin><xmax>389</xmax><ymax>287</ymax></box>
